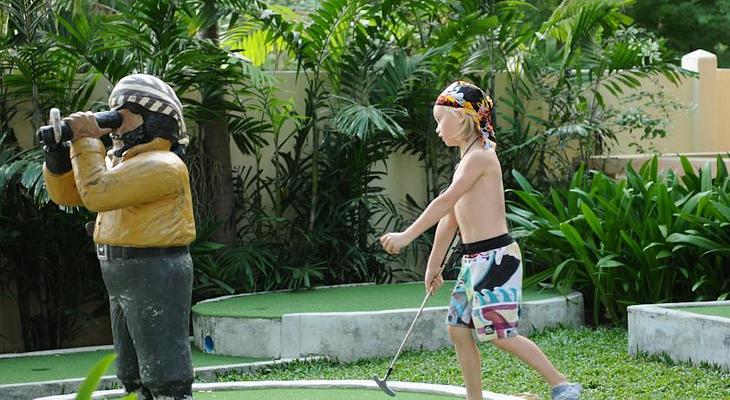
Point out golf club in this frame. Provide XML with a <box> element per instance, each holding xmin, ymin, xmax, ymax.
<box><xmin>373</xmin><ymin>231</ymin><xmax>460</xmax><ymax>397</ymax></box>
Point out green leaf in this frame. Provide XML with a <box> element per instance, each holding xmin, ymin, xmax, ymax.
<box><xmin>552</xmin><ymin>258</ymin><xmax>575</xmax><ymax>283</ymax></box>
<box><xmin>596</xmin><ymin>255</ymin><xmax>625</xmax><ymax>269</ymax></box>
<box><xmin>655</xmin><ymin>250</ymin><xmax>672</xmax><ymax>259</ymax></box>
<box><xmin>511</xmin><ymin>169</ymin><xmax>535</xmax><ymax>192</ymax></box>
<box><xmin>514</xmin><ymin>191</ymin><xmax>560</xmax><ymax>225</ymax></box>
<box><xmin>666</xmin><ymin>233</ymin><xmax>724</xmax><ymax>251</ymax></box>
<box><xmin>700</xmin><ymin>161</ymin><xmax>712</xmax><ymax>192</ymax></box>
<box><xmin>692</xmin><ymin>278</ymin><xmax>706</xmax><ymax>292</ymax></box>
<box><xmin>710</xmin><ymin>200</ymin><xmax>730</xmax><ymax>222</ymax></box>
<box><xmin>580</xmin><ymin>202</ymin><xmax>605</xmax><ymax>243</ymax></box>
<box><xmin>76</xmin><ymin>353</ymin><xmax>116</xmax><ymax>400</ymax></box>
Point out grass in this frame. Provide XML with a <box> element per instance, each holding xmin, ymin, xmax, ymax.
<box><xmin>191</xmin><ymin>282</ymin><xmax>561</xmax><ymax>319</ymax></box>
<box><xmin>195</xmin><ymin>388</ymin><xmax>455</xmax><ymax>399</ymax></box>
<box><xmin>0</xmin><ymin>345</ymin><xmax>265</xmax><ymax>385</ymax></box>
<box><xmin>216</xmin><ymin>327</ymin><xmax>730</xmax><ymax>400</ymax></box>
<box><xmin>669</xmin><ymin>305</ymin><xmax>730</xmax><ymax>319</ymax></box>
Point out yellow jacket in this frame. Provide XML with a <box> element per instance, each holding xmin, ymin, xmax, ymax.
<box><xmin>43</xmin><ymin>137</ymin><xmax>196</xmax><ymax>247</ymax></box>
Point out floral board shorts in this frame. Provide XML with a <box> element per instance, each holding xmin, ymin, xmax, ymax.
<box><xmin>446</xmin><ymin>234</ymin><xmax>522</xmax><ymax>342</ymax></box>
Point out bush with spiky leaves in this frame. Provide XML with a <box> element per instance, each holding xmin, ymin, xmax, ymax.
<box><xmin>509</xmin><ymin>156</ymin><xmax>730</xmax><ymax>324</ymax></box>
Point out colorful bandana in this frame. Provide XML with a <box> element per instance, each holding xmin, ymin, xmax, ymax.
<box><xmin>435</xmin><ymin>81</ymin><xmax>495</xmax><ymax>147</ymax></box>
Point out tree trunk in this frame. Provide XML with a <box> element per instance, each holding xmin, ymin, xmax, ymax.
<box><xmin>198</xmin><ymin>1</ymin><xmax>235</xmax><ymax>245</ymax></box>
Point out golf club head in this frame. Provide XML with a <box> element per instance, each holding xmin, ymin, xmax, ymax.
<box><xmin>373</xmin><ymin>374</ymin><xmax>396</xmax><ymax>397</ymax></box>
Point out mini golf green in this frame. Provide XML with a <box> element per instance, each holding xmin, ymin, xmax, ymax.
<box><xmin>0</xmin><ymin>345</ymin><xmax>264</xmax><ymax>385</ymax></box>
<box><xmin>192</xmin><ymin>282</ymin><xmax>560</xmax><ymax>319</ymax></box>
<box><xmin>671</xmin><ymin>305</ymin><xmax>730</xmax><ymax>319</ymax></box>
<box><xmin>194</xmin><ymin>388</ymin><xmax>456</xmax><ymax>399</ymax></box>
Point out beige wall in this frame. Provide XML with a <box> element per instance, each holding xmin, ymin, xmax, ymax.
<box><xmin>673</xmin><ymin>49</ymin><xmax>730</xmax><ymax>153</ymax></box>
<box><xmin>593</xmin><ymin>50</ymin><xmax>730</xmax><ymax>176</ymax></box>
<box><xmin>606</xmin><ymin>74</ymin><xmax>694</xmax><ymax>155</ymax></box>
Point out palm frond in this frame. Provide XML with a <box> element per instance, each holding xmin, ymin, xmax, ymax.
<box><xmin>331</xmin><ymin>96</ymin><xmax>407</xmax><ymax>140</ymax></box>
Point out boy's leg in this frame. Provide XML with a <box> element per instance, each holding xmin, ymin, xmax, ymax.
<box><xmin>448</xmin><ymin>326</ymin><xmax>483</xmax><ymax>400</ymax></box>
<box><xmin>491</xmin><ymin>335</ymin><xmax>567</xmax><ymax>387</ymax></box>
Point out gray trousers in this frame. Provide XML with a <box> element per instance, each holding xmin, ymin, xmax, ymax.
<box><xmin>100</xmin><ymin>252</ymin><xmax>194</xmax><ymax>399</ymax></box>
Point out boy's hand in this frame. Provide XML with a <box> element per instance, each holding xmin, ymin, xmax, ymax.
<box><xmin>64</xmin><ymin>111</ymin><xmax>111</xmax><ymax>140</ymax></box>
<box><xmin>380</xmin><ymin>232</ymin><xmax>411</xmax><ymax>255</ymax></box>
<box><xmin>424</xmin><ymin>268</ymin><xmax>444</xmax><ymax>295</ymax></box>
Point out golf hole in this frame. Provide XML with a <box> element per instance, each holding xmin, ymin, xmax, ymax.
<box><xmin>203</xmin><ymin>335</ymin><xmax>215</xmax><ymax>353</ymax></box>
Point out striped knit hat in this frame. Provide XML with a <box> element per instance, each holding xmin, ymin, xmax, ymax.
<box><xmin>108</xmin><ymin>74</ymin><xmax>188</xmax><ymax>146</ymax></box>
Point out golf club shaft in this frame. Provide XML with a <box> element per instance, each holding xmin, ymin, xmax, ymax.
<box><xmin>385</xmin><ymin>286</ymin><xmax>433</xmax><ymax>372</ymax></box>
<box><xmin>385</xmin><ymin>231</ymin><xmax>460</xmax><ymax>373</ymax></box>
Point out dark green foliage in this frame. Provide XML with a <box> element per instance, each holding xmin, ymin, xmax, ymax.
<box><xmin>509</xmin><ymin>157</ymin><xmax>730</xmax><ymax>324</ymax></box>
<box><xmin>0</xmin><ymin>132</ymin><xmax>102</xmax><ymax>352</ymax></box>
<box><xmin>628</xmin><ymin>0</ymin><xmax>730</xmax><ymax>67</ymax></box>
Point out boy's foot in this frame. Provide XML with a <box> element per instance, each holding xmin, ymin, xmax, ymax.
<box><xmin>551</xmin><ymin>383</ymin><xmax>582</xmax><ymax>400</ymax></box>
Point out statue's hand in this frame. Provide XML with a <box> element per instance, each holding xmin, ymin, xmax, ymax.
<box><xmin>64</xmin><ymin>111</ymin><xmax>111</xmax><ymax>140</ymax></box>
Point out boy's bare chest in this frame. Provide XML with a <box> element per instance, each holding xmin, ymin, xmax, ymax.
<box><xmin>453</xmin><ymin>175</ymin><xmax>507</xmax><ymax>238</ymax></box>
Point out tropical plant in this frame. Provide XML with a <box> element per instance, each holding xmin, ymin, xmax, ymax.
<box><xmin>0</xmin><ymin>1</ymin><xmax>109</xmax><ymax>351</ymax></box>
<box><xmin>508</xmin><ymin>156</ymin><xmax>730</xmax><ymax>324</ymax></box>
<box><xmin>628</xmin><ymin>0</ymin><xmax>730</xmax><ymax>67</ymax></box>
<box><xmin>222</xmin><ymin>0</ymin><xmax>459</xmax><ymax>284</ymax></box>
<box><xmin>462</xmin><ymin>0</ymin><xmax>687</xmax><ymax>190</ymax></box>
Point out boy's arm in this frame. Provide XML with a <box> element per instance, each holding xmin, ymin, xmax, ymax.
<box><xmin>381</xmin><ymin>151</ymin><xmax>492</xmax><ymax>254</ymax></box>
<box><xmin>424</xmin><ymin>209</ymin><xmax>458</xmax><ymax>292</ymax></box>
<box><xmin>402</xmin><ymin>152</ymin><xmax>487</xmax><ymax>241</ymax></box>
<box><xmin>426</xmin><ymin>210</ymin><xmax>458</xmax><ymax>273</ymax></box>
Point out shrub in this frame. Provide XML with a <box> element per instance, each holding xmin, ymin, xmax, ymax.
<box><xmin>508</xmin><ymin>156</ymin><xmax>730</xmax><ymax>324</ymax></box>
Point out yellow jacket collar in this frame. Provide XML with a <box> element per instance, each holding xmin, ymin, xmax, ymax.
<box><xmin>107</xmin><ymin>138</ymin><xmax>172</xmax><ymax>161</ymax></box>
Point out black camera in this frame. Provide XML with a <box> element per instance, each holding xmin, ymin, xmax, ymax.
<box><xmin>37</xmin><ymin>108</ymin><xmax>123</xmax><ymax>147</ymax></box>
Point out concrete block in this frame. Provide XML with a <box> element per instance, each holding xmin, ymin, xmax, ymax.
<box><xmin>281</xmin><ymin>307</ymin><xmax>451</xmax><ymax>362</ymax></box>
<box><xmin>192</xmin><ymin>287</ymin><xmax>584</xmax><ymax>361</ymax></box>
<box><xmin>628</xmin><ymin>301</ymin><xmax>730</xmax><ymax>370</ymax></box>
<box><xmin>192</xmin><ymin>314</ymin><xmax>281</xmax><ymax>358</ymax></box>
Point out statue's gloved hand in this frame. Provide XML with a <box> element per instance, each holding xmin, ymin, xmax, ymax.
<box><xmin>43</xmin><ymin>142</ymin><xmax>72</xmax><ymax>174</ymax></box>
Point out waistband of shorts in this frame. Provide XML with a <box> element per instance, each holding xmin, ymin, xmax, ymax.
<box><xmin>461</xmin><ymin>234</ymin><xmax>514</xmax><ymax>254</ymax></box>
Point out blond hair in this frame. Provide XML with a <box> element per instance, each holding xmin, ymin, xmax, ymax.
<box><xmin>433</xmin><ymin>105</ymin><xmax>480</xmax><ymax>141</ymax></box>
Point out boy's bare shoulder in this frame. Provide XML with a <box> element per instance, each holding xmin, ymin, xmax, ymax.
<box><xmin>462</xmin><ymin>147</ymin><xmax>499</xmax><ymax>171</ymax></box>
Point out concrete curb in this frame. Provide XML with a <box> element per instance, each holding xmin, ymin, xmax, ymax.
<box><xmin>194</xmin><ymin>282</ymin><xmax>376</xmax><ymax>305</ymax></box>
<box><xmin>0</xmin><ymin>357</ymin><xmax>320</xmax><ymax>400</ymax></box>
<box><xmin>0</xmin><ymin>345</ymin><xmax>114</xmax><ymax>359</ymax></box>
<box><xmin>0</xmin><ymin>337</ymin><xmax>197</xmax><ymax>359</ymax></box>
<box><xmin>34</xmin><ymin>379</ymin><xmax>525</xmax><ymax>400</ymax></box>
<box><xmin>194</xmin><ymin>291</ymin><xmax>584</xmax><ymax>362</ymax></box>
<box><xmin>628</xmin><ymin>301</ymin><xmax>730</xmax><ymax>370</ymax></box>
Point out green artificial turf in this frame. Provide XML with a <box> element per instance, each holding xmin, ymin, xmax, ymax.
<box><xmin>670</xmin><ymin>305</ymin><xmax>730</xmax><ymax>319</ymax></box>
<box><xmin>0</xmin><ymin>345</ymin><xmax>264</xmax><ymax>385</ymax></box>
<box><xmin>217</xmin><ymin>327</ymin><xmax>730</xmax><ymax>400</ymax></box>
<box><xmin>194</xmin><ymin>388</ymin><xmax>455</xmax><ymax>399</ymax></box>
<box><xmin>192</xmin><ymin>282</ymin><xmax>561</xmax><ymax>319</ymax></box>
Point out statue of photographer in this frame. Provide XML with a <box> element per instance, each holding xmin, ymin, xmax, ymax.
<box><xmin>42</xmin><ymin>74</ymin><xmax>196</xmax><ymax>400</ymax></box>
